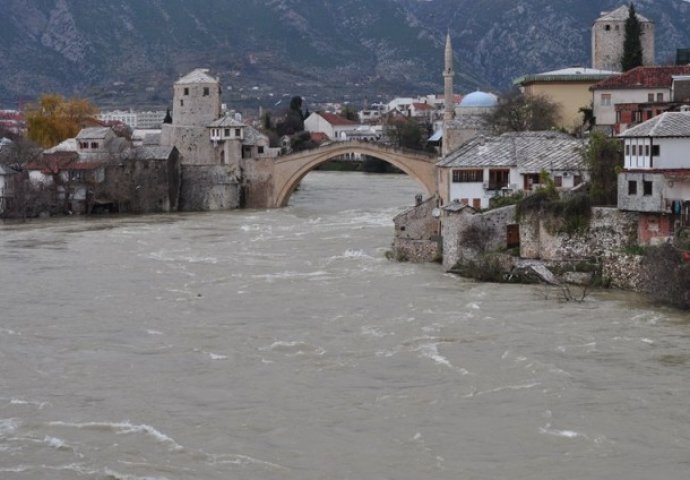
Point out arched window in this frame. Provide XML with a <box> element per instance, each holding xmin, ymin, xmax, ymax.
<box><xmin>605</xmin><ymin>24</ymin><xmax>611</xmax><ymax>31</ymax></box>
<box><xmin>220</xmin><ymin>150</ymin><xmax>226</xmax><ymax>165</ymax></box>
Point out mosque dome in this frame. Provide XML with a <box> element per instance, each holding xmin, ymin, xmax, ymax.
<box><xmin>459</xmin><ymin>91</ymin><xmax>498</xmax><ymax>108</ymax></box>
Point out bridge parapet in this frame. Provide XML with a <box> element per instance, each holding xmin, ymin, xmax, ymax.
<box><xmin>276</xmin><ymin>140</ymin><xmax>438</xmax><ymax>164</ymax></box>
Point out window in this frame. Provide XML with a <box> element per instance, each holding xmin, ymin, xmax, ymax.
<box><xmin>601</xmin><ymin>94</ymin><xmax>612</xmax><ymax>106</ymax></box>
<box><xmin>472</xmin><ymin>198</ymin><xmax>481</xmax><ymax>209</ymax></box>
<box><xmin>184</xmin><ymin>87</ymin><xmax>189</xmax><ymax>95</ymax></box>
<box><xmin>632</xmin><ymin>145</ymin><xmax>637</xmax><ymax>155</ymax></box>
<box><xmin>604</xmin><ymin>24</ymin><xmax>611</xmax><ymax>31</ymax></box>
<box><xmin>628</xmin><ymin>180</ymin><xmax>637</xmax><ymax>195</ymax></box>
<box><xmin>90</xmin><ymin>142</ymin><xmax>99</xmax><ymax>149</ymax></box>
<box><xmin>554</xmin><ymin>175</ymin><xmax>563</xmax><ymax>187</ymax></box>
<box><xmin>643</xmin><ymin>180</ymin><xmax>653</xmax><ymax>196</ymax></box>
<box><xmin>625</xmin><ymin>144</ymin><xmax>630</xmax><ymax>155</ymax></box>
<box><xmin>651</xmin><ymin>145</ymin><xmax>660</xmax><ymax>156</ymax></box>
<box><xmin>80</xmin><ymin>141</ymin><xmax>89</xmax><ymax>149</ymax></box>
<box><xmin>235</xmin><ymin>128</ymin><xmax>241</xmax><ymax>137</ymax></box>
<box><xmin>657</xmin><ymin>93</ymin><xmax>663</xmax><ymax>102</ymax></box>
<box><xmin>224</xmin><ymin>128</ymin><xmax>230</xmax><ymax>137</ymax></box>
<box><xmin>180</xmin><ymin>99</ymin><xmax>184</xmax><ymax>107</ymax></box>
<box><xmin>574</xmin><ymin>175</ymin><xmax>582</xmax><ymax>186</ymax></box>
<box><xmin>648</xmin><ymin>93</ymin><xmax>654</xmax><ymax>102</ymax></box>
<box><xmin>452</xmin><ymin>169</ymin><xmax>483</xmax><ymax>183</ymax></box>
<box><xmin>203</xmin><ymin>87</ymin><xmax>210</xmax><ymax>96</ymax></box>
<box><xmin>460</xmin><ymin>198</ymin><xmax>469</xmax><ymax>205</ymax></box>
<box><xmin>258</xmin><ymin>146</ymin><xmax>265</xmax><ymax>154</ymax></box>
<box><xmin>488</xmin><ymin>169</ymin><xmax>509</xmax><ymax>189</ymax></box>
<box><xmin>645</xmin><ymin>145</ymin><xmax>650</xmax><ymax>156</ymax></box>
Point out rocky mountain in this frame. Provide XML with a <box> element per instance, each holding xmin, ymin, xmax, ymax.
<box><xmin>2</xmin><ymin>0</ymin><xmax>690</xmax><ymax>110</ymax></box>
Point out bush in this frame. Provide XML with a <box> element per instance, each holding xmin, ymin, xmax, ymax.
<box><xmin>517</xmin><ymin>191</ymin><xmax>591</xmax><ymax>235</ymax></box>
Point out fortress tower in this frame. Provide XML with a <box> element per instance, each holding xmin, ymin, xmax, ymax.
<box><xmin>161</xmin><ymin>69</ymin><xmax>222</xmax><ymax>165</ymax></box>
<box><xmin>592</xmin><ymin>5</ymin><xmax>655</xmax><ymax>72</ymax></box>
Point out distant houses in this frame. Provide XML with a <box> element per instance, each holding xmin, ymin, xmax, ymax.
<box><xmin>22</xmin><ymin>126</ymin><xmax>180</xmax><ymax>215</ymax></box>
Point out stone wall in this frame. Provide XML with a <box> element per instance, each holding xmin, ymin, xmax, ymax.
<box><xmin>240</xmin><ymin>157</ymin><xmax>275</xmax><ymax>208</ymax></box>
<box><xmin>442</xmin><ymin>205</ymin><xmax>516</xmax><ymax>271</ymax></box>
<box><xmin>93</xmin><ymin>150</ymin><xmax>181</xmax><ymax>215</ymax></box>
<box><xmin>602</xmin><ymin>254</ymin><xmax>645</xmax><ymax>292</ymax></box>
<box><xmin>520</xmin><ymin>207</ymin><xmax>639</xmax><ymax>260</ymax></box>
<box><xmin>161</xmin><ymin>124</ymin><xmax>217</xmax><ymax>165</ymax></box>
<box><xmin>179</xmin><ymin>165</ymin><xmax>239</xmax><ymax>211</ymax></box>
<box><xmin>392</xmin><ymin>196</ymin><xmax>441</xmax><ymax>263</ymax></box>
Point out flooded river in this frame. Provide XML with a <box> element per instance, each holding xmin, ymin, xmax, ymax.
<box><xmin>1</xmin><ymin>171</ymin><xmax>689</xmax><ymax>479</ymax></box>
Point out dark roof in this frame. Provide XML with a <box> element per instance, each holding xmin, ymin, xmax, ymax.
<box><xmin>591</xmin><ymin>66</ymin><xmax>690</xmax><ymax>91</ymax></box>
<box><xmin>619</xmin><ymin>112</ymin><xmax>690</xmax><ymax>137</ymax></box>
<box><xmin>596</xmin><ymin>5</ymin><xmax>651</xmax><ymax>23</ymax></box>
<box><xmin>27</xmin><ymin>152</ymin><xmax>102</xmax><ymax>174</ymax></box>
<box><xmin>438</xmin><ymin>131</ymin><xmax>586</xmax><ymax>173</ymax></box>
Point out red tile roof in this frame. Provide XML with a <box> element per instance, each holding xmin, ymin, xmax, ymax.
<box><xmin>310</xmin><ymin>132</ymin><xmax>330</xmax><ymax>143</ymax></box>
<box><xmin>591</xmin><ymin>66</ymin><xmax>690</xmax><ymax>90</ymax></box>
<box><xmin>412</xmin><ymin>102</ymin><xmax>434</xmax><ymax>111</ymax></box>
<box><xmin>27</xmin><ymin>152</ymin><xmax>102</xmax><ymax>174</ymax></box>
<box><xmin>319</xmin><ymin>112</ymin><xmax>358</xmax><ymax>126</ymax></box>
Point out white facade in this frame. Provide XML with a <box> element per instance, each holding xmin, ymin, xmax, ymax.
<box><xmin>618</xmin><ymin>112</ymin><xmax>690</xmax><ymax>214</ymax></box>
<box><xmin>99</xmin><ymin>110</ymin><xmax>138</xmax><ymax>128</ymax></box>
<box><xmin>304</xmin><ymin>113</ymin><xmax>360</xmax><ymax>141</ymax></box>
<box><xmin>447</xmin><ymin>167</ymin><xmax>584</xmax><ymax>209</ymax></box>
<box><xmin>593</xmin><ymin>87</ymin><xmax>671</xmax><ymax>127</ymax></box>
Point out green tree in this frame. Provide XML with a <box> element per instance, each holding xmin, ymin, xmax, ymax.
<box><xmin>341</xmin><ymin>104</ymin><xmax>359</xmax><ymax>122</ymax></box>
<box><xmin>385</xmin><ymin>118</ymin><xmax>431</xmax><ymax>151</ymax></box>
<box><xmin>277</xmin><ymin>96</ymin><xmax>305</xmax><ymax>135</ymax></box>
<box><xmin>485</xmin><ymin>90</ymin><xmax>561</xmax><ymax>134</ymax></box>
<box><xmin>25</xmin><ymin>94</ymin><xmax>98</xmax><ymax>148</ymax></box>
<box><xmin>584</xmin><ymin>131</ymin><xmax>623</xmax><ymax>206</ymax></box>
<box><xmin>621</xmin><ymin>3</ymin><xmax>643</xmax><ymax>71</ymax></box>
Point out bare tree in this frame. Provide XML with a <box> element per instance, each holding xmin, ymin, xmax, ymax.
<box><xmin>484</xmin><ymin>90</ymin><xmax>562</xmax><ymax>134</ymax></box>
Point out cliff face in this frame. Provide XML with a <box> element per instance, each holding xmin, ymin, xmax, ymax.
<box><xmin>2</xmin><ymin>0</ymin><xmax>690</xmax><ymax>107</ymax></box>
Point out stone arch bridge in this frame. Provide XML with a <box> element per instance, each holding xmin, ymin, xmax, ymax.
<box><xmin>246</xmin><ymin>141</ymin><xmax>439</xmax><ymax>208</ymax></box>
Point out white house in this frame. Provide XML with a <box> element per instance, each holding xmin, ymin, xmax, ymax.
<box><xmin>304</xmin><ymin>112</ymin><xmax>360</xmax><ymax>141</ymax></box>
<box><xmin>617</xmin><ymin>110</ymin><xmax>690</xmax><ymax>244</ymax></box>
<box><xmin>591</xmin><ymin>66</ymin><xmax>690</xmax><ymax>133</ymax></box>
<box><xmin>437</xmin><ymin>131</ymin><xmax>588</xmax><ymax>209</ymax></box>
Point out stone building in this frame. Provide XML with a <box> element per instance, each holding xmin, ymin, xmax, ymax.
<box><xmin>160</xmin><ymin>69</ymin><xmax>222</xmax><ymax>165</ymax></box>
<box><xmin>437</xmin><ymin>131</ymin><xmax>588</xmax><ymax>209</ymax></box>
<box><xmin>592</xmin><ymin>5</ymin><xmax>655</xmax><ymax>72</ymax></box>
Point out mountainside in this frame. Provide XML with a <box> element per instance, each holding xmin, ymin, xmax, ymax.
<box><xmin>2</xmin><ymin>0</ymin><xmax>690</xmax><ymax>110</ymax></box>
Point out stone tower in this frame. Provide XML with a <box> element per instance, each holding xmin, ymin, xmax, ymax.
<box><xmin>443</xmin><ymin>32</ymin><xmax>455</xmax><ymax>123</ymax></box>
<box><xmin>160</xmin><ymin>69</ymin><xmax>222</xmax><ymax>165</ymax></box>
<box><xmin>592</xmin><ymin>5</ymin><xmax>655</xmax><ymax>72</ymax></box>
<box><xmin>171</xmin><ymin>69</ymin><xmax>222</xmax><ymax>127</ymax></box>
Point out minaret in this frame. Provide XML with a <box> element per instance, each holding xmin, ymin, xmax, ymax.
<box><xmin>443</xmin><ymin>32</ymin><xmax>455</xmax><ymax>123</ymax></box>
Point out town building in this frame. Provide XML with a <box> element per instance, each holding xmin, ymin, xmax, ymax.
<box><xmin>160</xmin><ymin>69</ymin><xmax>222</xmax><ymax>165</ymax></box>
<box><xmin>437</xmin><ymin>131</ymin><xmax>588</xmax><ymax>209</ymax></box>
<box><xmin>514</xmin><ymin>67</ymin><xmax>616</xmax><ymax>131</ymax></box>
<box><xmin>617</xmin><ymin>110</ymin><xmax>690</xmax><ymax>244</ymax></box>
<box><xmin>25</xmin><ymin>127</ymin><xmax>181</xmax><ymax>215</ymax></box>
<box><xmin>591</xmin><ymin>66</ymin><xmax>690</xmax><ymax>134</ymax></box>
<box><xmin>613</xmin><ymin>75</ymin><xmax>690</xmax><ymax>133</ymax></box>
<box><xmin>304</xmin><ymin>112</ymin><xmax>360</xmax><ymax>141</ymax></box>
<box><xmin>592</xmin><ymin>5</ymin><xmax>655</xmax><ymax>72</ymax></box>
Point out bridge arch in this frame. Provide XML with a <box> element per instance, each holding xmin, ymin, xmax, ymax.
<box><xmin>272</xmin><ymin>141</ymin><xmax>438</xmax><ymax>207</ymax></box>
